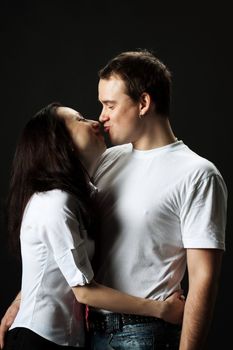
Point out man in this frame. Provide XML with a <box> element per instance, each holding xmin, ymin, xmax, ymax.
<box><xmin>87</xmin><ymin>50</ymin><xmax>227</xmax><ymax>349</ymax></box>
<box><xmin>0</xmin><ymin>50</ymin><xmax>227</xmax><ymax>349</ymax></box>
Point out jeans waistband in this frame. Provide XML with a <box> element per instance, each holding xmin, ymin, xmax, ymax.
<box><xmin>88</xmin><ymin>311</ymin><xmax>160</xmax><ymax>334</ymax></box>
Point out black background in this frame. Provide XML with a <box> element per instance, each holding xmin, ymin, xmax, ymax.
<box><xmin>0</xmin><ymin>1</ymin><xmax>232</xmax><ymax>348</ymax></box>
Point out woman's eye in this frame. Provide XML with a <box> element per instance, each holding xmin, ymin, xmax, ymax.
<box><xmin>76</xmin><ymin>116</ymin><xmax>87</xmax><ymax>122</ymax></box>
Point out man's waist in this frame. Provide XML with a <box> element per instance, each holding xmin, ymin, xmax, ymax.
<box><xmin>87</xmin><ymin>310</ymin><xmax>162</xmax><ymax>334</ymax></box>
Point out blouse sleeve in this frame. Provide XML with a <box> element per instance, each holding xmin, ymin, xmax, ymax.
<box><xmin>42</xmin><ymin>201</ymin><xmax>94</xmax><ymax>287</ymax></box>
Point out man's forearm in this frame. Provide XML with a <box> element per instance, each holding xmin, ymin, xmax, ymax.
<box><xmin>179</xmin><ymin>278</ymin><xmax>219</xmax><ymax>349</ymax></box>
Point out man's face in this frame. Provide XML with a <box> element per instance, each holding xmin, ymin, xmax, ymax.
<box><xmin>98</xmin><ymin>75</ymin><xmax>142</xmax><ymax>145</ymax></box>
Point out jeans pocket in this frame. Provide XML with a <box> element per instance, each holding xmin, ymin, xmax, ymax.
<box><xmin>109</xmin><ymin>326</ymin><xmax>154</xmax><ymax>349</ymax></box>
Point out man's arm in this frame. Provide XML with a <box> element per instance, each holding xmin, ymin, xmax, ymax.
<box><xmin>0</xmin><ymin>292</ymin><xmax>21</xmax><ymax>349</ymax></box>
<box><xmin>179</xmin><ymin>248</ymin><xmax>223</xmax><ymax>350</ymax></box>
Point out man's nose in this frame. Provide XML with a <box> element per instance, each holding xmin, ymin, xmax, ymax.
<box><xmin>99</xmin><ymin>111</ymin><xmax>109</xmax><ymax>123</ymax></box>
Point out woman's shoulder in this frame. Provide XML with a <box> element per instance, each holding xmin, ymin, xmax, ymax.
<box><xmin>32</xmin><ymin>189</ymin><xmax>71</xmax><ymax>206</ymax></box>
<box><xmin>23</xmin><ymin>190</ymin><xmax>78</xmax><ymax>223</ymax></box>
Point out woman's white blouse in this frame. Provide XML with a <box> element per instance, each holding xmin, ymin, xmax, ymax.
<box><xmin>10</xmin><ymin>189</ymin><xmax>95</xmax><ymax>347</ymax></box>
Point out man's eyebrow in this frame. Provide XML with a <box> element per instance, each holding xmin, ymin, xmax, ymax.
<box><xmin>99</xmin><ymin>99</ymin><xmax>116</xmax><ymax>104</ymax></box>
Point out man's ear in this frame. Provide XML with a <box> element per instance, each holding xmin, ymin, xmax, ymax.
<box><xmin>139</xmin><ymin>92</ymin><xmax>152</xmax><ymax>116</ymax></box>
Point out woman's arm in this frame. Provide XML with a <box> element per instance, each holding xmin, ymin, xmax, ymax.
<box><xmin>0</xmin><ymin>285</ymin><xmax>184</xmax><ymax>349</ymax></box>
<box><xmin>72</xmin><ymin>281</ymin><xmax>185</xmax><ymax>325</ymax></box>
<box><xmin>0</xmin><ymin>292</ymin><xmax>21</xmax><ymax>349</ymax></box>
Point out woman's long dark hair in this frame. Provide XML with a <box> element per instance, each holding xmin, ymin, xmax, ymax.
<box><xmin>7</xmin><ymin>102</ymin><xmax>95</xmax><ymax>254</ymax></box>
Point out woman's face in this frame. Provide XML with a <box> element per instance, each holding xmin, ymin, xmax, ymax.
<box><xmin>57</xmin><ymin>106</ymin><xmax>106</xmax><ymax>173</ymax></box>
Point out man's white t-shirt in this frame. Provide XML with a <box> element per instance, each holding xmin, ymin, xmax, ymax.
<box><xmin>93</xmin><ymin>140</ymin><xmax>227</xmax><ymax>301</ymax></box>
<box><xmin>10</xmin><ymin>189</ymin><xmax>94</xmax><ymax>347</ymax></box>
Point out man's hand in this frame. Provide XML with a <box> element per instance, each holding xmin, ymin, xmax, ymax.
<box><xmin>0</xmin><ymin>299</ymin><xmax>20</xmax><ymax>349</ymax></box>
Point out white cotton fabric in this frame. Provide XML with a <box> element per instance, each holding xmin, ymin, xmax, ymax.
<box><xmin>93</xmin><ymin>140</ymin><xmax>227</xmax><ymax>302</ymax></box>
<box><xmin>10</xmin><ymin>189</ymin><xmax>94</xmax><ymax>347</ymax></box>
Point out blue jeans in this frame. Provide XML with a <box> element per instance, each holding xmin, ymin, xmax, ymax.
<box><xmin>90</xmin><ymin>322</ymin><xmax>181</xmax><ymax>349</ymax></box>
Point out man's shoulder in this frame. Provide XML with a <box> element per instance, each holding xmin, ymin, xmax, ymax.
<box><xmin>93</xmin><ymin>144</ymin><xmax>132</xmax><ymax>182</ymax></box>
<box><xmin>104</xmin><ymin>143</ymin><xmax>132</xmax><ymax>157</ymax></box>
<box><xmin>179</xmin><ymin>144</ymin><xmax>225</xmax><ymax>187</ymax></box>
<box><xmin>97</xmin><ymin>143</ymin><xmax>131</xmax><ymax>167</ymax></box>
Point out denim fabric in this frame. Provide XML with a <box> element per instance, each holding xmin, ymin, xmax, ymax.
<box><xmin>90</xmin><ymin>321</ymin><xmax>181</xmax><ymax>349</ymax></box>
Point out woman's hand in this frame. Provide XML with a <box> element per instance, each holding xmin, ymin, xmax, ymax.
<box><xmin>0</xmin><ymin>298</ymin><xmax>20</xmax><ymax>349</ymax></box>
<box><xmin>159</xmin><ymin>291</ymin><xmax>185</xmax><ymax>325</ymax></box>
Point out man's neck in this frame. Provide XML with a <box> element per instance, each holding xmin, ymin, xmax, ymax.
<box><xmin>132</xmin><ymin>115</ymin><xmax>177</xmax><ymax>151</ymax></box>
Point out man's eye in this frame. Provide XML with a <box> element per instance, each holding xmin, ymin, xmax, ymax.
<box><xmin>108</xmin><ymin>106</ymin><xmax>114</xmax><ymax>110</ymax></box>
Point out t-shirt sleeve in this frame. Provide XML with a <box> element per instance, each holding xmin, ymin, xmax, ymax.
<box><xmin>180</xmin><ymin>174</ymin><xmax>227</xmax><ymax>249</ymax></box>
<box><xmin>43</xmin><ymin>209</ymin><xmax>94</xmax><ymax>287</ymax></box>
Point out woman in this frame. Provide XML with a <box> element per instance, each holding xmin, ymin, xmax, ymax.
<box><xmin>2</xmin><ymin>102</ymin><xmax>185</xmax><ymax>349</ymax></box>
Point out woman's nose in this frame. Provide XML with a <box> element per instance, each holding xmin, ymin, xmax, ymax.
<box><xmin>91</xmin><ymin>120</ymin><xmax>101</xmax><ymax>130</ymax></box>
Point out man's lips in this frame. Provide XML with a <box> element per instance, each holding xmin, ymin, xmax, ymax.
<box><xmin>104</xmin><ymin>126</ymin><xmax>110</xmax><ymax>133</ymax></box>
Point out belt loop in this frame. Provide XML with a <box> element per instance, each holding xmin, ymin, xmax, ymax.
<box><xmin>105</xmin><ymin>313</ymin><xmax>123</xmax><ymax>333</ymax></box>
<box><xmin>88</xmin><ymin>312</ymin><xmax>123</xmax><ymax>334</ymax></box>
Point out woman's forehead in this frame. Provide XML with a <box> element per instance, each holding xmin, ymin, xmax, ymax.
<box><xmin>57</xmin><ymin>106</ymin><xmax>83</xmax><ymax>119</ymax></box>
